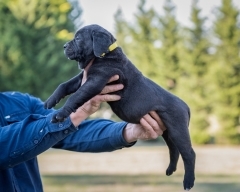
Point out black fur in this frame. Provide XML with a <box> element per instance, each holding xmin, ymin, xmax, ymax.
<box><xmin>44</xmin><ymin>24</ymin><xmax>195</xmax><ymax>190</ymax></box>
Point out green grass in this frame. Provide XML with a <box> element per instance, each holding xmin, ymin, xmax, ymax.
<box><xmin>42</xmin><ymin>174</ymin><xmax>240</xmax><ymax>192</ymax></box>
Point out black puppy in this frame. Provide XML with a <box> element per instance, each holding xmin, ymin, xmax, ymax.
<box><xmin>45</xmin><ymin>24</ymin><xmax>195</xmax><ymax>190</ymax></box>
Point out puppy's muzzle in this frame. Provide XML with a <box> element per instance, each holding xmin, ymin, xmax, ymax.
<box><xmin>63</xmin><ymin>41</ymin><xmax>79</xmax><ymax>60</ymax></box>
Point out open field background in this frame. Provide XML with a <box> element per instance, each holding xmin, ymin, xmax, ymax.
<box><xmin>38</xmin><ymin>145</ymin><xmax>240</xmax><ymax>192</ymax></box>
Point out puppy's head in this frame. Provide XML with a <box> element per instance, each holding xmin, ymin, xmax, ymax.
<box><xmin>63</xmin><ymin>24</ymin><xmax>116</xmax><ymax>69</ymax></box>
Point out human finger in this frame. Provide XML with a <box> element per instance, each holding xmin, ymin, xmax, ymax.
<box><xmin>140</xmin><ymin>117</ymin><xmax>158</xmax><ymax>139</ymax></box>
<box><xmin>149</xmin><ymin>111</ymin><xmax>166</xmax><ymax>132</ymax></box>
<box><xmin>142</xmin><ymin>114</ymin><xmax>163</xmax><ymax>136</ymax></box>
<box><xmin>108</xmin><ymin>75</ymin><xmax>119</xmax><ymax>83</ymax></box>
<box><xmin>92</xmin><ymin>94</ymin><xmax>121</xmax><ymax>104</ymax></box>
<box><xmin>100</xmin><ymin>84</ymin><xmax>124</xmax><ymax>94</ymax></box>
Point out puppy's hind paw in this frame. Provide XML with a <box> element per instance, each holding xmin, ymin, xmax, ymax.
<box><xmin>183</xmin><ymin>174</ymin><xmax>195</xmax><ymax>191</ymax></box>
<box><xmin>166</xmin><ymin>166</ymin><xmax>176</xmax><ymax>176</ymax></box>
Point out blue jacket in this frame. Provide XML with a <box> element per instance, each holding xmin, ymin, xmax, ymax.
<box><xmin>0</xmin><ymin>91</ymin><xmax>131</xmax><ymax>192</ymax></box>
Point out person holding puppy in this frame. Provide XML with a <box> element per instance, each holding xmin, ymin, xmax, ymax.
<box><xmin>0</xmin><ymin>72</ymin><xmax>165</xmax><ymax>191</ymax></box>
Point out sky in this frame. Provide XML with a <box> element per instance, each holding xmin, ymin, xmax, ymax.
<box><xmin>79</xmin><ymin>0</ymin><xmax>240</xmax><ymax>33</ymax></box>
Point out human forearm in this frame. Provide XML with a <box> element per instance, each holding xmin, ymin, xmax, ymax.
<box><xmin>0</xmin><ymin>113</ymin><xmax>77</xmax><ymax>169</ymax></box>
<box><xmin>53</xmin><ymin>119</ymin><xmax>134</xmax><ymax>152</ymax></box>
<box><xmin>54</xmin><ymin>111</ymin><xmax>166</xmax><ymax>153</ymax></box>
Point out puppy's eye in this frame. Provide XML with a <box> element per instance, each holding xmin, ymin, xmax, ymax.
<box><xmin>75</xmin><ymin>36</ymin><xmax>80</xmax><ymax>41</ymax></box>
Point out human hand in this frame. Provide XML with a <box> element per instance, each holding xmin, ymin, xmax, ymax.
<box><xmin>79</xmin><ymin>74</ymin><xmax>123</xmax><ymax>116</ymax></box>
<box><xmin>80</xmin><ymin>59</ymin><xmax>123</xmax><ymax>116</ymax></box>
<box><xmin>70</xmin><ymin>74</ymin><xmax>123</xmax><ymax>127</ymax></box>
<box><xmin>123</xmin><ymin>111</ymin><xmax>166</xmax><ymax>143</ymax></box>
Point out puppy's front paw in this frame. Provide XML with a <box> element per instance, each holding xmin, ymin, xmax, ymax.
<box><xmin>50</xmin><ymin>109</ymin><xmax>71</xmax><ymax>123</ymax></box>
<box><xmin>44</xmin><ymin>97</ymin><xmax>60</xmax><ymax>109</ymax></box>
<box><xmin>50</xmin><ymin>111</ymin><xmax>66</xmax><ymax>123</ymax></box>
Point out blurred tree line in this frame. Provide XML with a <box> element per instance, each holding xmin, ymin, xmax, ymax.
<box><xmin>114</xmin><ymin>0</ymin><xmax>240</xmax><ymax>144</ymax></box>
<box><xmin>0</xmin><ymin>0</ymin><xmax>239</xmax><ymax>144</ymax></box>
<box><xmin>0</xmin><ymin>0</ymin><xmax>81</xmax><ymax>99</ymax></box>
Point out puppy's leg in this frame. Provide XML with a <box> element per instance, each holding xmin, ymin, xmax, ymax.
<box><xmin>52</xmin><ymin>74</ymin><xmax>110</xmax><ymax>122</ymax></box>
<box><xmin>162</xmin><ymin>111</ymin><xmax>195</xmax><ymax>190</ymax></box>
<box><xmin>162</xmin><ymin>130</ymin><xmax>179</xmax><ymax>176</ymax></box>
<box><xmin>44</xmin><ymin>72</ymin><xmax>83</xmax><ymax>109</ymax></box>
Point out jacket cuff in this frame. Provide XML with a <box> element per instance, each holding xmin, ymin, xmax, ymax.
<box><xmin>109</xmin><ymin>122</ymin><xmax>136</xmax><ymax>149</ymax></box>
<box><xmin>46</xmin><ymin>111</ymin><xmax>77</xmax><ymax>133</ymax></box>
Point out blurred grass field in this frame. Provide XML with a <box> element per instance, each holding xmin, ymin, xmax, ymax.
<box><xmin>41</xmin><ymin>174</ymin><xmax>240</xmax><ymax>192</ymax></box>
<box><xmin>39</xmin><ymin>146</ymin><xmax>240</xmax><ymax>192</ymax></box>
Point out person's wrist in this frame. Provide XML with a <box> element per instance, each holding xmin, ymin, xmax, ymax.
<box><xmin>123</xmin><ymin>124</ymin><xmax>138</xmax><ymax>143</ymax></box>
<box><xmin>70</xmin><ymin>107</ymin><xmax>90</xmax><ymax>127</ymax></box>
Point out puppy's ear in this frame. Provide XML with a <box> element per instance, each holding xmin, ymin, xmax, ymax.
<box><xmin>92</xmin><ymin>31</ymin><xmax>112</xmax><ymax>57</ymax></box>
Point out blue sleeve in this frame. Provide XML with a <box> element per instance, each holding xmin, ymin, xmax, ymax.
<box><xmin>28</xmin><ymin>93</ymin><xmax>55</xmax><ymax>116</ymax></box>
<box><xmin>53</xmin><ymin>119</ymin><xmax>135</xmax><ymax>152</ymax></box>
<box><xmin>0</xmin><ymin>112</ymin><xmax>78</xmax><ymax>169</ymax></box>
<box><xmin>28</xmin><ymin>93</ymin><xmax>136</xmax><ymax>153</ymax></box>
<box><xmin>0</xmin><ymin>92</ymin><xmax>136</xmax><ymax>170</ymax></box>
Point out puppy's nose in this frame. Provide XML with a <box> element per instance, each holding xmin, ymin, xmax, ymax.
<box><xmin>63</xmin><ymin>43</ymin><xmax>68</xmax><ymax>49</ymax></box>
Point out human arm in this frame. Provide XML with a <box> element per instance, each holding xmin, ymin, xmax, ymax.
<box><xmin>0</xmin><ymin>77</ymin><xmax>123</xmax><ymax>169</ymax></box>
<box><xmin>0</xmin><ymin>76</ymin><xmax>165</xmax><ymax>169</ymax></box>
<box><xmin>0</xmin><ymin>108</ymin><xmax>77</xmax><ymax>169</ymax></box>
<box><xmin>53</xmin><ymin>113</ymin><xmax>166</xmax><ymax>153</ymax></box>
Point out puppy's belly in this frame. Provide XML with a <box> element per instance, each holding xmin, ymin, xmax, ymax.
<box><xmin>108</xmin><ymin>98</ymin><xmax>157</xmax><ymax>124</ymax></box>
<box><xmin>108</xmin><ymin>78</ymin><xmax>164</xmax><ymax>123</ymax></box>
<box><xmin>111</xmin><ymin>106</ymin><xmax>144</xmax><ymax>123</ymax></box>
